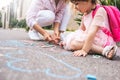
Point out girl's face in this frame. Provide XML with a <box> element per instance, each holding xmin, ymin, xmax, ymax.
<box><xmin>74</xmin><ymin>0</ymin><xmax>93</xmax><ymax>14</ymax></box>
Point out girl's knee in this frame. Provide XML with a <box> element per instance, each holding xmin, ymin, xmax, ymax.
<box><xmin>69</xmin><ymin>40</ymin><xmax>83</xmax><ymax>50</ymax></box>
<box><xmin>69</xmin><ymin>41</ymin><xmax>78</xmax><ymax>50</ymax></box>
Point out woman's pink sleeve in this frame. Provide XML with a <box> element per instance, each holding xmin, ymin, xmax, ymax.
<box><xmin>54</xmin><ymin>3</ymin><xmax>66</xmax><ymax>23</ymax></box>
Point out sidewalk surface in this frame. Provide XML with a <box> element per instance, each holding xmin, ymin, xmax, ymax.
<box><xmin>0</xmin><ymin>28</ymin><xmax>120</xmax><ymax>80</ymax></box>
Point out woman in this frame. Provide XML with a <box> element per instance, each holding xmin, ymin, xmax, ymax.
<box><xmin>26</xmin><ymin>0</ymin><xmax>71</xmax><ymax>44</ymax></box>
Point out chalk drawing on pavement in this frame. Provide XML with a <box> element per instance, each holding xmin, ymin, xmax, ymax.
<box><xmin>0</xmin><ymin>47</ymin><xmax>18</xmax><ymax>50</ymax></box>
<box><xmin>1</xmin><ymin>40</ymin><xmax>96</xmax><ymax>79</ymax></box>
<box><xmin>0</xmin><ymin>40</ymin><xmax>72</xmax><ymax>55</ymax></box>
<box><xmin>0</xmin><ymin>40</ymin><xmax>36</xmax><ymax>47</ymax></box>
<box><xmin>5</xmin><ymin>49</ymin><xmax>82</xmax><ymax>79</ymax></box>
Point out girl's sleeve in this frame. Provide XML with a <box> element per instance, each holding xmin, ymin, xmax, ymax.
<box><xmin>91</xmin><ymin>7</ymin><xmax>108</xmax><ymax>28</ymax></box>
<box><xmin>26</xmin><ymin>0</ymin><xmax>43</xmax><ymax>28</ymax></box>
<box><xmin>54</xmin><ymin>3</ymin><xmax>66</xmax><ymax>23</ymax></box>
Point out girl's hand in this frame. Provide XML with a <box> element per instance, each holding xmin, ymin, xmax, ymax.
<box><xmin>73</xmin><ymin>49</ymin><xmax>88</xmax><ymax>57</ymax></box>
<box><xmin>59</xmin><ymin>41</ymin><xmax>66</xmax><ymax>48</ymax></box>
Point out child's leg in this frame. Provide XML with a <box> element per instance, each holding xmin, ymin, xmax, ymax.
<box><xmin>69</xmin><ymin>40</ymin><xmax>83</xmax><ymax>51</ymax></box>
<box><xmin>70</xmin><ymin>40</ymin><xmax>117</xmax><ymax>59</ymax></box>
<box><xmin>61</xmin><ymin>32</ymin><xmax>76</xmax><ymax>50</ymax></box>
<box><xmin>69</xmin><ymin>40</ymin><xmax>103</xmax><ymax>54</ymax></box>
<box><xmin>102</xmin><ymin>45</ymin><xmax>117</xmax><ymax>59</ymax></box>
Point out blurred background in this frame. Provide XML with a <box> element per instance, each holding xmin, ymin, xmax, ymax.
<box><xmin>0</xmin><ymin>0</ymin><xmax>120</xmax><ymax>31</ymax></box>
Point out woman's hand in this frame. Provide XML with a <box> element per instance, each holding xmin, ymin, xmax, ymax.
<box><xmin>43</xmin><ymin>33</ymin><xmax>52</xmax><ymax>42</ymax></box>
<box><xmin>51</xmin><ymin>32</ymin><xmax>60</xmax><ymax>44</ymax></box>
<box><xmin>73</xmin><ymin>49</ymin><xmax>88</xmax><ymax>57</ymax></box>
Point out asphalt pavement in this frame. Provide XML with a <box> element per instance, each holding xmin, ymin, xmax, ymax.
<box><xmin>0</xmin><ymin>28</ymin><xmax>120</xmax><ymax>80</ymax></box>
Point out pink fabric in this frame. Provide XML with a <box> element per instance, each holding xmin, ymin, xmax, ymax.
<box><xmin>92</xmin><ymin>5</ymin><xmax>120</xmax><ymax>42</ymax></box>
<box><xmin>81</xmin><ymin>7</ymin><xmax>116</xmax><ymax>47</ymax></box>
<box><xmin>26</xmin><ymin>0</ymin><xmax>66</xmax><ymax>27</ymax></box>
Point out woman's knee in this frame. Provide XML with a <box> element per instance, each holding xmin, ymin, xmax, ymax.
<box><xmin>36</xmin><ymin>10</ymin><xmax>55</xmax><ymax>26</ymax></box>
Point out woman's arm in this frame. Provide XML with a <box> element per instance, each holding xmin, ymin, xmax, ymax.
<box><xmin>54</xmin><ymin>3</ymin><xmax>66</xmax><ymax>24</ymax></box>
<box><xmin>53</xmin><ymin>22</ymin><xmax>60</xmax><ymax>36</ymax></box>
<box><xmin>33</xmin><ymin>23</ymin><xmax>52</xmax><ymax>41</ymax></box>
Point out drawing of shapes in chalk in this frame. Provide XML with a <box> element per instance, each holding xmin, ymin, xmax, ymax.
<box><xmin>41</xmin><ymin>44</ymin><xmax>55</xmax><ymax>48</ymax></box>
<box><xmin>0</xmin><ymin>47</ymin><xmax>18</xmax><ymax>50</ymax></box>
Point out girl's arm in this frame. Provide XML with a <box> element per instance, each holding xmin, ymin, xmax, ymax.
<box><xmin>74</xmin><ymin>7</ymin><xmax>107</xmax><ymax>56</ymax></box>
<box><xmin>82</xmin><ymin>25</ymin><xmax>99</xmax><ymax>53</ymax></box>
<box><xmin>82</xmin><ymin>7</ymin><xmax>106</xmax><ymax>53</ymax></box>
<box><xmin>73</xmin><ymin>25</ymin><xmax>99</xmax><ymax>57</ymax></box>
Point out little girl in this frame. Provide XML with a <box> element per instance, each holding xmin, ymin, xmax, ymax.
<box><xmin>26</xmin><ymin>0</ymin><xmax>71</xmax><ymax>44</ymax></box>
<box><xmin>60</xmin><ymin>0</ymin><xmax>118</xmax><ymax>59</ymax></box>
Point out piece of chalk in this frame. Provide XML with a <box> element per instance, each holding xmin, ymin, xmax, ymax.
<box><xmin>86</xmin><ymin>74</ymin><xmax>97</xmax><ymax>80</ymax></box>
<box><xmin>41</xmin><ymin>43</ymin><xmax>55</xmax><ymax>48</ymax></box>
